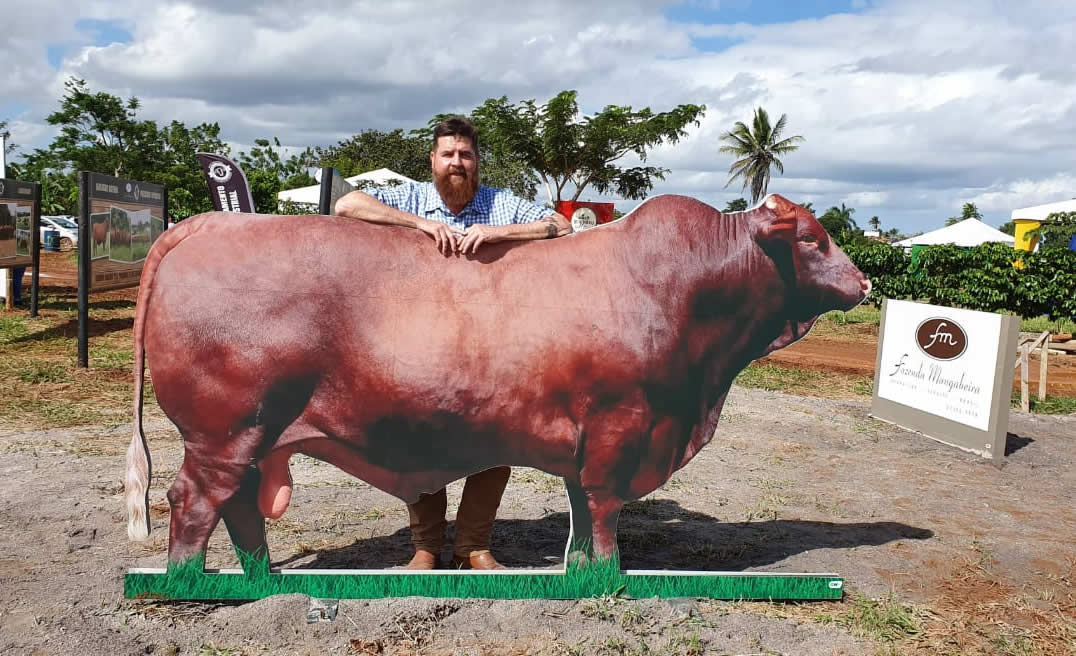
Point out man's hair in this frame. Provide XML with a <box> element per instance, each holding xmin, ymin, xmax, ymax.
<box><xmin>431</xmin><ymin>116</ymin><xmax>479</xmax><ymax>154</ymax></box>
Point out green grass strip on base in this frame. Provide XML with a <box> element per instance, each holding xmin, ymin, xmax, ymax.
<box><xmin>126</xmin><ymin>553</ymin><xmax>842</xmax><ymax>602</ymax></box>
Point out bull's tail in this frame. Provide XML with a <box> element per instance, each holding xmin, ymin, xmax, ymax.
<box><xmin>125</xmin><ymin>218</ymin><xmax>198</xmax><ymax>541</ymax></box>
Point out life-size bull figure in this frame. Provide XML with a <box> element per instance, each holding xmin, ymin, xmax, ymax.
<box><xmin>125</xmin><ymin>194</ymin><xmax>870</xmax><ymax>567</ymax></box>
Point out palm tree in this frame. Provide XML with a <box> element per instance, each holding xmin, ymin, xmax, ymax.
<box><xmin>869</xmin><ymin>215</ymin><xmax>881</xmax><ymax>232</ymax></box>
<box><xmin>718</xmin><ymin>107</ymin><xmax>805</xmax><ymax>204</ymax></box>
<box><xmin>819</xmin><ymin>203</ymin><xmax>859</xmax><ymax>244</ymax></box>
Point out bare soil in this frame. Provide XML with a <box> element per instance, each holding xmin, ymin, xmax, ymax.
<box><xmin>1</xmin><ymin>252</ymin><xmax>1074</xmax><ymax>655</ymax></box>
<box><xmin>764</xmin><ymin>335</ymin><xmax>1076</xmax><ymax>397</ymax></box>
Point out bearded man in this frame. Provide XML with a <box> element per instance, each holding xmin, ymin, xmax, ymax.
<box><xmin>334</xmin><ymin>116</ymin><xmax>572</xmax><ymax>570</ymax></box>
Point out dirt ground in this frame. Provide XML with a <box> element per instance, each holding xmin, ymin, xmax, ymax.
<box><xmin>2</xmin><ymin>252</ymin><xmax>1074</xmax><ymax>655</ymax></box>
<box><xmin>765</xmin><ymin>336</ymin><xmax>1076</xmax><ymax>398</ymax></box>
<box><xmin>1</xmin><ymin>385</ymin><xmax>1073</xmax><ymax>655</ymax></box>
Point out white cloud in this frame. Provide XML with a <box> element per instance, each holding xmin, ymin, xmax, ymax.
<box><xmin>2</xmin><ymin>0</ymin><xmax>1075</xmax><ymax>233</ymax></box>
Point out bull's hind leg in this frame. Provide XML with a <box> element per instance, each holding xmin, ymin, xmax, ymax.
<box><xmin>565</xmin><ymin>482</ymin><xmax>594</xmax><ymax>566</ymax></box>
<box><xmin>220</xmin><ymin>464</ymin><xmax>269</xmax><ymax>571</ymax></box>
<box><xmin>167</xmin><ymin>445</ymin><xmax>265</xmax><ymax>572</ymax></box>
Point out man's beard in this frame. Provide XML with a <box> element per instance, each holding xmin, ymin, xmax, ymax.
<box><xmin>434</xmin><ymin>166</ymin><xmax>478</xmax><ymax>211</ymax></box>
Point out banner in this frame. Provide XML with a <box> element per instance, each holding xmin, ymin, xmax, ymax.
<box><xmin>319</xmin><ymin>167</ymin><xmax>355</xmax><ymax>216</ymax></box>
<box><xmin>0</xmin><ymin>177</ymin><xmax>39</xmax><ymax>270</ymax></box>
<box><xmin>196</xmin><ymin>153</ymin><xmax>256</xmax><ymax>213</ymax></box>
<box><xmin>80</xmin><ymin>172</ymin><xmax>167</xmax><ymax>292</ymax></box>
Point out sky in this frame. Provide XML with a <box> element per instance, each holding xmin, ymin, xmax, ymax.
<box><xmin>2</xmin><ymin>0</ymin><xmax>1075</xmax><ymax>235</ymax></box>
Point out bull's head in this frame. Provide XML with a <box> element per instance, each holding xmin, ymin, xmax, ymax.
<box><xmin>750</xmin><ymin>194</ymin><xmax>872</xmax><ymax>355</ymax></box>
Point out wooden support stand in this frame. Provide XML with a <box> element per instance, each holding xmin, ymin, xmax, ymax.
<box><xmin>1014</xmin><ymin>331</ymin><xmax>1051</xmax><ymax>412</ymax></box>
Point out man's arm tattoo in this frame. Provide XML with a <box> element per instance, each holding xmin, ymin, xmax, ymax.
<box><xmin>542</xmin><ymin>217</ymin><xmax>558</xmax><ymax>238</ymax></box>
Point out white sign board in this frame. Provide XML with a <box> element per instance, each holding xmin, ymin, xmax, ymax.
<box><xmin>870</xmin><ymin>300</ymin><xmax>1019</xmax><ymax>461</ymax></box>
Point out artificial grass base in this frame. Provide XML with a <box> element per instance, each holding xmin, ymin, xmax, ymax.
<box><xmin>125</xmin><ymin>552</ymin><xmax>843</xmax><ymax>601</ymax></box>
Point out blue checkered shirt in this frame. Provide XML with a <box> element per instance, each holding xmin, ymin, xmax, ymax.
<box><xmin>369</xmin><ymin>182</ymin><xmax>549</xmax><ymax>230</ymax></box>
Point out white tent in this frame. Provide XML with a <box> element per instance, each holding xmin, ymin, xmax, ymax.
<box><xmin>276</xmin><ymin>168</ymin><xmax>417</xmax><ymax>207</ymax></box>
<box><xmin>1011</xmin><ymin>199</ymin><xmax>1076</xmax><ymax>222</ymax></box>
<box><xmin>894</xmin><ymin>219</ymin><xmax>1015</xmax><ymax>251</ymax></box>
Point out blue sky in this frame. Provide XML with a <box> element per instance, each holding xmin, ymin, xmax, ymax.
<box><xmin>46</xmin><ymin>19</ymin><xmax>134</xmax><ymax>69</ymax></box>
<box><xmin>3</xmin><ymin>0</ymin><xmax>1076</xmax><ymax>235</ymax></box>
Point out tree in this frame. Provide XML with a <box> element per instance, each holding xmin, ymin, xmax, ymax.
<box><xmin>44</xmin><ymin>77</ymin><xmax>163</xmax><ymax>180</ymax></box>
<box><xmin>723</xmin><ymin>198</ymin><xmax>748</xmax><ymax>212</ymax></box>
<box><xmin>238</xmin><ymin>137</ymin><xmax>317</xmax><ymax>214</ymax></box>
<box><xmin>818</xmin><ymin>203</ymin><xmax>861</xmax><ymax>246</ymax></box>
<box><xmin>718</xmin><ymin>107</ymin><xmax>804</xmax><ymax>204</ymax></box>
<box><xmin>946</xmin><ymin>202</ymin><xmax>982</xmax><ymax>226</ymax></box>
<box><xmin>0</xmin><ymin>119</ymin><xmax>15</xmax><ymax>157</ymax></box>
<box><xmin>998</xmin><ymin>221</ymin><xmax>1016</xmax><ymax>236</ymax></box>
<box><xmin>868</xmin><ymin>215</ymin><xmax>881</xmax><ymax>232</ymax></box>
<box><xmin>428</xmin><ymin>90</ymin><xmax>706</xmax><ymax>204</ymax></box>
<box><xmin>15</xmin><ymin>78</ymin><xmax>235</xmax><ymax>220</ymax></box>
<box><xmin>315</xmin><ymin>129</ymin><xmax>431</xmax><ymax>183</ymax></box>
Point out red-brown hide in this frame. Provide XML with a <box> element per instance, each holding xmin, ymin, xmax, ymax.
<box><xmin>127</xmin><ymin>193</ymin><xmax>870</xmax><ymax>564</ymax></box>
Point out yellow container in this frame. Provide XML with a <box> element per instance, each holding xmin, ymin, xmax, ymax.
<box><xmin>1013</xmin><ymin>218</ymin><xmax>1041</xmax><ymax>252</ymax></box>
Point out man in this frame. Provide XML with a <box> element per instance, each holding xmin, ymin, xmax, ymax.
<box><xmin>333</xmin><ymin>116</ymin><xmax>572</xmax><ymax>570</ymax></box>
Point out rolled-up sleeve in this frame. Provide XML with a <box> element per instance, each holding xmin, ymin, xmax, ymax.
<box><xmin>368</xmin><ymin>183</ymin><xmax>417</xmax><ymax>213</ymax></box>
<box><xmin>497</xmin><ymin>191</ymin><xmax>552</xmax><ymax>224</ymax></box>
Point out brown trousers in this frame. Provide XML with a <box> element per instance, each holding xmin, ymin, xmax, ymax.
<box><xmin>407</xmin><ymin>466</ymin><xmax>510</xmax><ymax>559</ymax></box>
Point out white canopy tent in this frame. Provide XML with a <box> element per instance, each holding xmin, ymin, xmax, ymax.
<box><xmin>276</xmin><ymin>168</ymin><xmax>417</xmax><ymax>207</ymax></box>
<box><xmin>1010</xmin><ymin>199</ymin><xmax>1076</xmax><ymax>222</ymax></box>
<box><xmin>894</xmin><ymin>219</ymin><xmax>1015</xmax><ymax>252</ymax></box>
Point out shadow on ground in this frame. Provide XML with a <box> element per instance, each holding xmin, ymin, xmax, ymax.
<box><xmin>279</xmin><ymin>498</ymin><xmax>932</xmax><ymax>572</ymax></box>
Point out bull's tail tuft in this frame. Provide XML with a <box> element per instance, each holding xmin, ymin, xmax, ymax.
<box><xmin>125</xmin><ymin>425</ymin><xmax>151</xmax><ymax>540</ymax></box>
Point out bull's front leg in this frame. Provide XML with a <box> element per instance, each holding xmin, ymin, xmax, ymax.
<box><xmin>575</xmin><ymin>393</ymin><xmax>651</xmax><ymax>564</ymax></box>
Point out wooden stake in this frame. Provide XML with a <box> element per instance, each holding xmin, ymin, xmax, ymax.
<box><xmin>1039</xmin><ymin>334</ymin><xmax>1048</xmax><ymax>401</ymax></box>
<box><xmin>1021</xmin><ymin>343</ymin><xmax>1030</xmax><ymax>413</ymax></box>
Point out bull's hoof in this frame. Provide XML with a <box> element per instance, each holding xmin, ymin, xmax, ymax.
<box><xmin>453</xmin><ymin>551</ymin><xmax>507</xmax><ymax>570</ymax></box>
<box><xmin>405</xmin><ymin>550</ymin><xmax>440</xmax><ymax>570</ymax></box>
<box><xmin>566</xmin><ymin>550</ymin><xmax>590</xmax><ymax>568</ymax></box>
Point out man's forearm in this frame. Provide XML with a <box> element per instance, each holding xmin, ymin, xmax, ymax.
<box><xmin>334</xmin><ymin>191</ymin><xmax>425</xmax><ymax>229</ymax></box>
<box><xmin>491</xmin><ymin>214</ymin><xmax>573</xmax><ymax>241</ymax></box>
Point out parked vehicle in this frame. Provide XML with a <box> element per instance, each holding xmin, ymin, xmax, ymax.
<box><xmin>40</xmin><ymin>216</ymin><xmax>79</xmax><ymax>250</ymax></box>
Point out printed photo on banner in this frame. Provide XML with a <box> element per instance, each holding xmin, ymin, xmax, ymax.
<box><xmin>91</xmin><ymin>211</ymin><xmax>111</xmax><ymax>260</ymax></box>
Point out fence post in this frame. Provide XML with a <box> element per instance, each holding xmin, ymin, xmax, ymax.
<box><xmin>1038</xmin><ymin>333</ymin><xmax>1048</xmax><ymax>401</ymax></box>
<box><xmin>1020</xmin><ymin>343</ymin><xmax>1030</xmax><ymax>413</ymax></box>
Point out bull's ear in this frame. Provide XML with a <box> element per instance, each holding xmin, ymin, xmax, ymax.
<box><xmin>752</xmin><ymin>194</ymin><xmax>799</xmax><ymax>245</ymax></box>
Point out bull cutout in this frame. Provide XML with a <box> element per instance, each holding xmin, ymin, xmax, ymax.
<box><xmin>124</xmin><ymin>193</ymin><xmax>870</xmax><ymax>571</ymax></box>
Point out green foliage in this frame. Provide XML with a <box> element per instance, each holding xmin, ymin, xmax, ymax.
<box><xmin>428</xmin><ymin>90</ymin><xmax>705</xmax><ymax>203</ymax></box>
<box><xmin>1030</xmin><ymin>211</ymin><xmax>1076</xmax><ymax>249</ymax></box>
<box><xmin>818</xmin><ymin>203</ymin><xmax>863</xmax><ymax>247</ymax></box>
<box><xmin>315</xmin><ymin>129</ymin><xmax>431</xmax><ymax>183</ymax></box>
<box><xmin>718</xmin><ymin>106</ymin><xmax>804</xmax><ymax>204</ymax></box>
<box><xmin>238</xmin><ymin>137</ymin><xmax>317</xmax><ymax>214</ymax></box>
<box><xmin>8</xmin><ymin>77</ymin><xmax>232</xmax><ymax>221</ymax></box>
<box><xmin>723</xmin><ymin>197</ymin><xmax>748</xmax><ymax>212</ymax></box>
<box><xmin>839</xmin><ymin>239</ymin><xmax>1076</xmax><ymax>323</ymax></box>
<box><xmin>841</xmin><ymin>241</ymin><xmax>913</xmax><ymax>304</ymax></box>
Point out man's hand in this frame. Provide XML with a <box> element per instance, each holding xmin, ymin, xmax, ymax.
<box><xmin>457</xmin><ymin>224</ymin><xmax>500</xmax><ymax>255</ymax></box>
<box><xmin>417</xmin><ymin>219</ymin><xmax>463</xmax><ymax>256</ymax></box>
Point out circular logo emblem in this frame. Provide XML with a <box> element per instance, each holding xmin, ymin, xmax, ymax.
<box><xmin>0</xmin><ymin>181</ymin><xmax>5</xmax><ymax>195</ymax></box>
<box><xmin>915</xmin><ymin>318</ymin><xmax>968</xmax><ymax>360</ymax></box>
<box><xmin>208</xmin><ymin>162</ymin><xmax>233</xmax><ymax>184</ymax></box>
<box><xmin>125</xmin><ymin>183</ymin><xmax>133</xmax><ymax>193</ymax></box>
<box><xmin>571</xmin><ymin>207</ymin><xmax>598</xmax><ymax>231</ymax></box>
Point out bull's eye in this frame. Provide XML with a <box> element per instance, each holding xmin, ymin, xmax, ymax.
<box><xmin>800</xmin><ymin>233</ymin><xmax>818</xmax><ymax>243</ymax></box>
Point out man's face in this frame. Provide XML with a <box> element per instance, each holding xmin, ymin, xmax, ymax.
<box><xmin>431</xmin><ymin>135</ymin><xmax>479</xmax><ymax>209</ymax></box>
